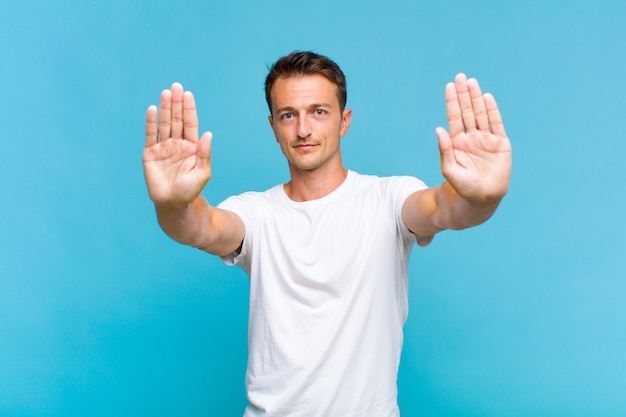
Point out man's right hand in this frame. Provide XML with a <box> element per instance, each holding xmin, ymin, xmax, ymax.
<box><xmin>143</xmin><ymin>82</ymin><xmax>213</xmax><ymax>209</ymax></box>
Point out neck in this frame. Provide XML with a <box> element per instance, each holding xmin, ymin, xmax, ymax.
<box><xmin>284</xmin><ymin>163</ymin><xmax>348</xmax><ymax>202</ymax></box>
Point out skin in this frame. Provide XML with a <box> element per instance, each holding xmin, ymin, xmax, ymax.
<box><xmin>402</xmin><ymin>74</ymin><xmax>512</xmax><ymax>235</ymax></box>
<box><xmin>268</xmin><ymin>74</ymin><xmax>352</xmax><ymax>201</ymax></box>
<box><xmin>143</xmin><ymin>85</ymin><xmax>243</xmax><ymax>255</ymax></box>
<box><xmin>143</xmin><ymin>72</ymin><xmax>511</xmax><ymax>255</ymax></box>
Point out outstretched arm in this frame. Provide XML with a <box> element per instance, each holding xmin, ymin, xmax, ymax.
<box><xmin>402</xmin><ymin>73</ymin><xmax>512</xmax><ymax>236</ymax></box>
<box><xmin>143</xmin><ymin>83</ymin><xmax>244</xmax><ymax>255</ymax></box>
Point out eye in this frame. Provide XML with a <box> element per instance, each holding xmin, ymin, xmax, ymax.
<box><xmin>281</xmin><ymin>112</ymin><xmax>293</xmax><ymax>120</ymax></box>
<box><xmin>315</xmin><ymin>109</ymin><xmax>326</xmax><ymax>116</ymax></box>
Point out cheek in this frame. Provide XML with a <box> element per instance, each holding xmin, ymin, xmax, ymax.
<box><xmin>274</xmin><ymin>129</ymin><xmax>288</xmax><ymax>143</ymax></box>
<box><xmin>271</xmin><ymin>124</ymin><xmax>285</xmax><ymax>142</ymax></box>
<box><xmin>276</xmin><ymin>123</ymin><xmax>301</xmax><ymax>144</ymax></box>
<box><xmin>274</xmin><ymin>131</ymin><xmax>291</xmax><ymax>151</ymax></box>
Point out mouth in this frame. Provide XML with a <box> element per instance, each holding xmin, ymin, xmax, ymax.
<box><xmin>294</xmin><ymin>143</ymin><xmax>318</xmax><ymax>150</ymax></box>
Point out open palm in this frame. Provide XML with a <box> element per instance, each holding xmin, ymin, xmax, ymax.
<box><xmin>143</xmin><ymin>83</ymin><xmax>213</xmax><ymax>208</ymax></box>
<box><xmin>436</xmin><ymin>74</ymin><xmax>512</xmax><ymax>204</ymax></box>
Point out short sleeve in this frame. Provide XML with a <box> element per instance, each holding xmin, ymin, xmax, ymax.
<box><xmin>216</xmin><ymin>193</ymin><xmax>257</xmax><ymax>270</ymax></box>
<box><xmin>387</xmin><ymin>176</ymin><xmax>434</xmax><ymax>248</ymax></box>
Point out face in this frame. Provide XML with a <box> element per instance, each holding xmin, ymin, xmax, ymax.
<box><xmin>268</xmin><ymin>74</ymin><xmax>352</xmax><ymax>174</ymax></box>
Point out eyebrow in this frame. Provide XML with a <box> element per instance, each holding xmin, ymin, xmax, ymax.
<box><xmin>275</xmin><ymin>102</ymin><xmax>333</xmax><ymax>114</ymax></box>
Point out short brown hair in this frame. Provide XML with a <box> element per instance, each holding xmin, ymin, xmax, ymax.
<box><xmin>265</xmin><ymin>51</ymin><xmax>347</xmax><ymax>114</ymax></box>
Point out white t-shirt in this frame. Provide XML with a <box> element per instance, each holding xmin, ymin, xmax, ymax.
<box><xmin>218</xmin><ymin>171</ymin><xmax>432</xmax><ymax>417</ymax></box>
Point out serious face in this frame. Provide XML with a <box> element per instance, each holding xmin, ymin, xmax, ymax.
<box><xmin>268</xmin><ymin>74</ymin><xmax>352</xmax><ymax>173</ymax></box>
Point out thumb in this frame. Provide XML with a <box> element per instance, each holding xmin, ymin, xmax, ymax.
<box><xmin>196</xmin><ymin>131</ymin><xmax>213</xmax><ymax>179</ymax></box>
<box><xmin>435</xmin><ymin>127</ymin><xmax>454</xmax><ymax>177</ymax></box>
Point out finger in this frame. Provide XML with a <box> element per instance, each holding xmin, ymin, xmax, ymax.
<box><xmin>445</xmin><ymin>82</ymin><xmax>464</xmax><ymax>138</ymax></box>
<box><xmin>183</xmin><ymin>91</ymin><xmax>199</xmax><ymax>141</ymax></box>
<box><xmin>468</xmin><ymin>78</ymin><xmax>489</xmax><ymax>131</ymax></box>
<box><xmin>484</xmin><ymin>93</ymin><xmax>507</xmax><ymax>137</ymax></box>
<box><xmin>158</xmin><ymin>89</ymin><xmax>172</xmax><ymax>140</ymax></box>
<box><xmin>170</xmin><ymin>82</ymin><xmax>184</xmax><ymax>138</ymax></box>
<box><xmin>145</xmin><ymin>105</ymin><xmax>158</xmax><ymax>147</ymax></box>
<box><xmin>455</xmin><ymin>73</ymin><xmax>476</xmax><ymax>132</ymax></box>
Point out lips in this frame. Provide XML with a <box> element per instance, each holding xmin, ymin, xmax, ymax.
<box><xmin>294</xmin><ymin>143</ymin><xmax>318</xmax><ymax>150</ymax></box>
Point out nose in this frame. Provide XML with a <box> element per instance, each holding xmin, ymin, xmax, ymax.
<box><xmin>296</xmin><ymin>116</ymin><xmax>312</xmax><ymax>139</ymax></box>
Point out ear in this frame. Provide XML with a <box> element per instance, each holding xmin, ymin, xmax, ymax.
<box><xmin>340</xmin><ymin>108</ymin><xmax>352</xmax><ymax>137</ymax></box>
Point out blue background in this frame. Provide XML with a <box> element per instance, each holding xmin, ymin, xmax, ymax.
<box><xmin>2</xmin><ymin>0</ymin><xmax>625</xmax><ymax>415</ymax></box>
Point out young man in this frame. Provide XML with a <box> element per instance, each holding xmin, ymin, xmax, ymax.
<box><xmin>143</xmin><ymin>51</ymin><xmax>511</xmax><ymax>416</ymax></box>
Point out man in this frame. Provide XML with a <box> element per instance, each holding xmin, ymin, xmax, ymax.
<box><xmin>143</xmin><ymin>51</ymin><xmax>511</xmax><ymax>416</ymax></box>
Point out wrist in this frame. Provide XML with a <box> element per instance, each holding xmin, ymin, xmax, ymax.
<box><xmin>155</xmin><ymin>200</ymin><xmax>192</xmax><ymax>211</ymax></box>
<box><xmin>438</xmin><ymin>182</ymin><xmax>502</xmax><ymax>230</ymax></box>
<box><xmin>154</xmin><ymin>198</ymin><xmax>199</xmax><ymax>217</ymax></box>
<box><xmin>443</xmin><ymin>181</ymin><xmax>505</xmax><ymax>207</ymax></box>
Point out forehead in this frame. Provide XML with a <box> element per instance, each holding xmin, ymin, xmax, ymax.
<box><xmin>270</xmin><ymin>74</ymin><xmax>340</xmax><ymax>110</ymax></box>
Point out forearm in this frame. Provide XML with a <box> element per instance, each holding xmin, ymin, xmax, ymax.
<box><xmin>155</xmin><ymin>196</ymin><xmax>245</xmax><ymax>255</ymax></box>
<box><xmin>432</xmin><ymin>181</ymin><xmax>502</xmax><ymax>231</ymax></box>
<box><xmin>403</xmin><ymin>181</ymin><xmax>504</xmax><ymax>237</ymax></box>
<box><xmin>155</xmin><ymin>196</ymin><xmax>213</xmax><ymax>248</ymax></box>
